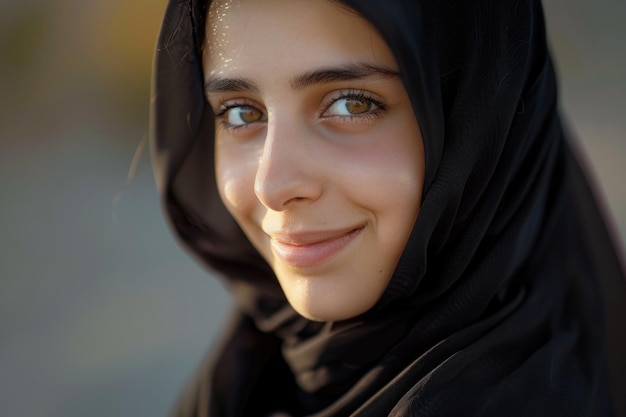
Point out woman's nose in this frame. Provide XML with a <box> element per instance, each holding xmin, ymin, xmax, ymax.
<box><xmin>253</xmin><ymin>120</ymin><xmax>322</xmax><ymax>211</ymax></box>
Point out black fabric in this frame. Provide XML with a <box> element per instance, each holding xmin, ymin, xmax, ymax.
<box><xmin>150</xmin><ymin>0</ymin><xmax>626</xmax><ymax>415</ymax></box>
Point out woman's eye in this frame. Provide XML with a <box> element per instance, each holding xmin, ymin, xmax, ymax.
<box><xmin>222</xmin><ymin>105</ymin><xmax>265</xmax><ymax>127</ymax></box>
<box><xmin>325</xmin><ymin>97</ymin><xmax>375</xmax><ymax>116</ymax></box>
<box><xmin>321</xmin><ymin>92</ymin><xmax>387</xmax><ymax>122</ymax></box>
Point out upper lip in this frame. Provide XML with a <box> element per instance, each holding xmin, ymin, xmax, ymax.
<box><xmin>266</xmin><ymin>225</ymin><xmax>364</xmax><ymax>246</ymax></box>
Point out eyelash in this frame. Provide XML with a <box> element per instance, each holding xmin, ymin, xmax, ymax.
<box><xmin>211</xmin><ymin>89</ymin><xmax>388</xmax><ymax>132</ymax></box>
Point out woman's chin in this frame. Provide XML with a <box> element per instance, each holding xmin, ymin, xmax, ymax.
<box><xmin>283</xmin><ymin>286</ymin><xmax>381</xmax><ymax>322</ymax></box>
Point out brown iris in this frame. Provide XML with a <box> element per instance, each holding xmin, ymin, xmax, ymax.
<box><xmin>237</xmin><ymin>106</ymin><xmax>263</xmax><ymax>123</ymax></box>
<box><xmin>345</xmin><ymin>98</ymin><xmax>371</xmax><ymax>115</ymax></box>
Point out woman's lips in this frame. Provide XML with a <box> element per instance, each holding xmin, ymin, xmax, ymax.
<box><xmin>269</xmin><ymin>226</ymin><xmax>364</xmax><ymax>268</ymax></box>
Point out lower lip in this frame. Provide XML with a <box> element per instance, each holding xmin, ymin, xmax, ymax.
<box><xmin>270</xmin><ymin>228</ymin><xmax>363</xmax><ymax>268</ymax></box>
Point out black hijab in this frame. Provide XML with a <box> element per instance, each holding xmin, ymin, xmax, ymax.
<box><xmin>150</xmin><ymin>0</ymin><xmax>626</xmax><ymax>415</ymax></box>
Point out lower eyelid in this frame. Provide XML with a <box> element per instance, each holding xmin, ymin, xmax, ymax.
<box><xmin>217</xmin><ymin>121</ymin><xmax>262</xmax><ymax>134</ymax></box>
<box><xmin>321</xmin><ymin>109</ymin><xmax>387</xmax><ymax>129</ymax></box>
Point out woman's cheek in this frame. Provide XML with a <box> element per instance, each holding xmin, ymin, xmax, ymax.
<box><xmin>216</xmin><ymin>151</ymin><xmax>259</xmax><ymax>215</ymax></box>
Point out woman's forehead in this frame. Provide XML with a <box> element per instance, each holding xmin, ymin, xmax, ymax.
<box><xmin>203</xmin><ymin>0</ymin><xmax>397</xmax><ymax>81</ymax></box>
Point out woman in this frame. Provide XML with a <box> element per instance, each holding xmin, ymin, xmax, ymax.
<box><xmin>150</xmin><ymin>0</ymin><xmax>626</xmax><ymax>415</ymax></box>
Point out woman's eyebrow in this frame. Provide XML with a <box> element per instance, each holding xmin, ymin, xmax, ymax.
<box><xmin>291</xmin><ymin>63</ymin><xmax>399</xmax><ymax>90</ymax></box>
<box><xmin>204</xmin><ymin>63</ymin><xmax>399</xmax><ymax>96</ymax></box>
<box><xmin>205</xmin><ymin>77</ymin><xmax>259</xmax><ymax>95</ymax></box>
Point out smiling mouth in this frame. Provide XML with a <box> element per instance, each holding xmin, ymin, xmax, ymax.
<box><xmin>269</xmin><ymin>226</ymin><xmax>364</xmax><ymax>268</ymax></box>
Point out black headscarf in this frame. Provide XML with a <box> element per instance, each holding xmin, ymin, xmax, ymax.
<box><xmin>150</xmin><ymin>0</ymin><xmax>626</xmax><ymax>415</ymax></box>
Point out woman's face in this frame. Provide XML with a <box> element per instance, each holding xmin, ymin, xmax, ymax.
<box><xmin>204</xmin><ymin>0</ymin><xmax>425</xmax><ymax>321</ymax></box>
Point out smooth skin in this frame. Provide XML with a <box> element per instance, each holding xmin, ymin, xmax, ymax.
<box><xmin>204</xmin><ymin>0</ymin><xmax>425</xmax><ymax>322</ymax></box>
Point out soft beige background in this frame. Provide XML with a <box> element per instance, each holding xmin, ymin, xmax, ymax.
<box><xmin>1</xmin><ymin>1</ymin><xmax>624</xmax><ymax>416</ymax></box>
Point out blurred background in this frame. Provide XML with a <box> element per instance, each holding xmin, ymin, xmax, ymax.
<box><xmin>0</xmin><ymin>1</ymin><xmax>624</xmax><ymax>416</ymax></box>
